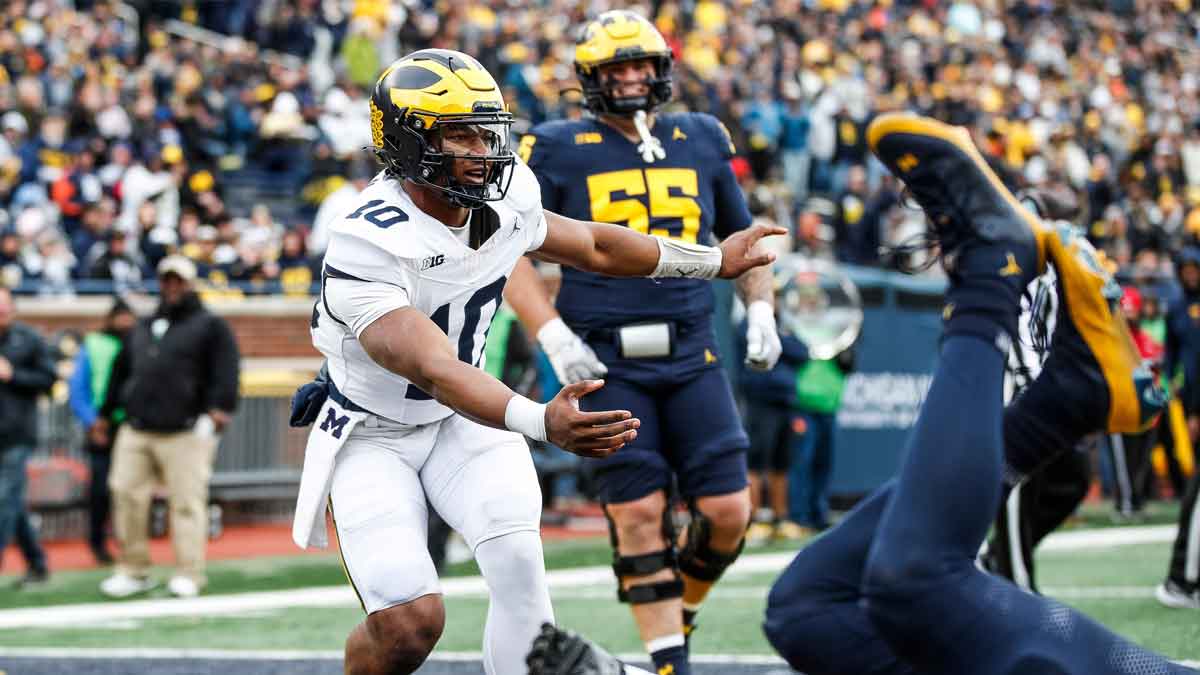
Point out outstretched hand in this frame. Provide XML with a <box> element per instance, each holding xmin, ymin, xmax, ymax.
<box><xmin>545</xmin><ymin>380</ymin><xmax>639</xmax><ymax>458</ymax></box>
<box><xmin>718</xmin><ymin>224</ymin><xmax>787</xmax><ymax>279</ymax></box>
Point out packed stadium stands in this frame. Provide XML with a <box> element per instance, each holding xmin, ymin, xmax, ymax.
<box><xmin>0</xmin><ymin>0</ymin><xmax>1196</xmax><ymax>298</ymax></box>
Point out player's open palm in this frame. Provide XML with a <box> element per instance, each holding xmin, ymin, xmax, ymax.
<box><xmin>545</xmin><ymin>380</ymin><xmax>640</xmax><ymax>458</ymax></box>
<box><xmin>718</xmin><ymin>224</ymin><xmax>788</xmax><ymax>278</ymax></box>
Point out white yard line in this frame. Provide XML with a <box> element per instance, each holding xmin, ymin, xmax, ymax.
<box><xmin>544</xmin><ymin>585</ymin><xmax>1165</xmax><ymax>601</ymax></box>
<box><xmin>1037</xmin><ymin>524</ymin><xmax>1177</xmax><ymax>551</ymax></box>
<box><xmin>0</xmin><ymin>524</ymin><xmax>1178</xmax><ymax>630</ymax></box>
<box><xmin>0</xmin><ymin>646</ymin><xmax>787</xmax><ymax>664</ymax></box>
<box><xmin>0</xmin><ymin>646</ymin><xmax>1193</xmax><ymax>669</ymax></box>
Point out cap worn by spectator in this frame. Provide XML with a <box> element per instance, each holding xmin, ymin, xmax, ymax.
<box><xmin>157</xmin><ymin>255</ymin><xmax>197</xmax><ymax>282</ymax></box>
<box><xmin>2</xmin><ymin>112</ymin><xmax>28</xmax><ymax>135</ymax></box>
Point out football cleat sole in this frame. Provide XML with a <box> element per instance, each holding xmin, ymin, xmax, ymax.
<box><xmin>867</xmin><ymin>113</ymin><xmax>1049</xmax><ymax>286</ymax></box>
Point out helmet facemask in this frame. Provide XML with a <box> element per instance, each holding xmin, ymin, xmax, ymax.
<box><xmin>578</xmin><ymin>54</ymin><xmax>673</xmax><ymax>116</ymax></box>
<box><xmin>422</xmin><ymin>117</ymin><xmax>515</xmax><ymax>209</ymax></box>
<box><xmin>377</xmin><ymin>110</ymin><xmax>516</xmax><ymax>210</ymax></box>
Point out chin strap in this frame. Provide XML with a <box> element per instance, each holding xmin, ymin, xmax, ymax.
<box><xmin>633</xmin><ymin>110</ymin><xmax>665</xmax><ymax>163</ymax></box>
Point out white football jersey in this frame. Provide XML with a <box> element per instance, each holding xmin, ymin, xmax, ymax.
<box><xmin>313</xmin><ymin>160</ymin><xmax>548</xmax><ymax>425</ymax></box>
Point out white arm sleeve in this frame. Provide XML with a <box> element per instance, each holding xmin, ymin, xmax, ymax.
<box><xmin>325</xmin><ymin>278</ymin><xmax>411</xmax><ymax>338</ymax></box>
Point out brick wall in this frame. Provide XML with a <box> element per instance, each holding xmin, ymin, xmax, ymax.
<box><xmin>16</xmin><ymin>295</ymin><xmax>320</xmax><ymax>359</ymax></box>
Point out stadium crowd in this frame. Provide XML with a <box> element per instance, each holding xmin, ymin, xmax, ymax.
<box><xmin>0</xmin><ymin>0</ymin><xmax>1197</xmax><ymax>299</ymax></box>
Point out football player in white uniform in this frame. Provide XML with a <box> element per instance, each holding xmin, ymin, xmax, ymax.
<box><xmin>290</xmin><ymin>49</ymin><xmax>782</xmax><ymax>675</ymax></box>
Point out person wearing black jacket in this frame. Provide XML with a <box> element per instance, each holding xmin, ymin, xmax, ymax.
<box><xmin>99</xmin><ymin>256</ymin><xmax>240</xmax><ymax>600</ymax></box>
<box><xmin>0</xmin><ymin>286</ymin><xmax>58</xmax><ymax>587</ymax></box>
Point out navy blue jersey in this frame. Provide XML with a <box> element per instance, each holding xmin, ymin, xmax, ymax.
<box><xmin>520</xmin><ymin>112</ymin><xmax>752</xmax><ymax>329</ymax></box>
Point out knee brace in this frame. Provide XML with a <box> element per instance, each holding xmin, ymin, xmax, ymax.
<box><xmin>677</xmin><ymin>504</ymin><xmax>745</xmax><ymax>582</ymax></box>
<box><xmin>605</xmin><ymin>503</ymin><xmax>683</xmax><ymax>604</ymax></box>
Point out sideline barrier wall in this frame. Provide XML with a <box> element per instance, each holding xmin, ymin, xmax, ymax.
<box><xmin>714</xmin><ymin>267</ymin><xmax>945</xmax><ymax>499</ymax></box>
<box><xmin>25</xmin><ymin>269</ymin><xmax>945</xmax><ymax>538</ymax></box>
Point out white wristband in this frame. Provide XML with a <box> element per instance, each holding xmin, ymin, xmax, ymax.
<box><xmin>650</xmin><ymin>237</ymin><xmax>723</xmax><ymax>280</ymax></box>
<box><xmin>505</xmin><ymin>395</ymin><xmax>548</xmax><ymax>442</ymax></box>
<box><xmin>536</xmin><ymin>317</ymin><xmax>575</xmax><ymax>352</ymax></box>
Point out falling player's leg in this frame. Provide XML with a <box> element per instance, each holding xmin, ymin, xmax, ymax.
<box><xmin>766</xmin><ymin>328</ymin><xmax>1095</xmax><ymax>670</ymax></box>
<box><xmin>762</xmin><ymin>113</ymin><xmax>1185</xmax><ymax>675</ymax></box>
<box><xmin>763</xmin><ymin>481</ymin><xmax>915</xmax><ymax>675</ymax></box>
<box><xmin>860</xmin><ymin>332</ymin><xmax>1014</xmax><ymax>663</ymax></box>
<box><xmin>862</xmin><ymin>112</ymin><xmax>1186</xmax><ymax>675</ymax></box>
<box><xmin>329</xmin><ymin>420</ymin><xmax>446</xmax><ymax>675</ymax></box>
<box><xmin>764</xmin><ymin>109</ymin><xmax>1049</xmax><ymax>674</ymax></box>
<box><xmin>764</xmin><ymin>391</ymin><xmax>1096</xmax><ymax>673</ymax></box>
<box><xmin>422</xmin><ymin>414</ymin><xmax>552</xmax><ymax>675</ymax></box>
<box><xmin>859</xmin><ymin>110</ymin><xmax>1046</xmax><ymax>670</ymax></box>
<box><xmin>862</xmin><ymin>251</ymin><xmax>1187</xmax><ymax>674</ymax></box>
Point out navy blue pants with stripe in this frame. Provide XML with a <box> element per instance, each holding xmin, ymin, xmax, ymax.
<box><xmin>764</xmin><ymin>336</ymin><xmax>1195</xmax><ymax>675</ymax></box>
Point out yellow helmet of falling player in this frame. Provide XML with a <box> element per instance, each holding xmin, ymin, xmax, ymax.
<box><xmin>574</xmin><ymin>10</ymin><xmax>673</xmax><ymax>116</ymax></box>
<box><xmin>369</xmin><ymin>49</ymin><xmax>514</xmax><ymax>209</ymax></box>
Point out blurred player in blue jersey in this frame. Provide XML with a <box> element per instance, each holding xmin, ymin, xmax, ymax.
<box><xmin>528</xmin><ymin>114</ymin><xmax>1196</xmax><ymax>675</ymax></box>
<box><xmin>503</xmin><ymin>10</ymin><xmax>780</xmax><ymax>675</ymax></box>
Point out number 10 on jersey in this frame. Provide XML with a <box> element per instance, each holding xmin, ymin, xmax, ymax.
<box><xmin>587</xmin><ymin>168</ymin><xmax>701</xmax><ymax>243</ymax></box>
<box><xmin>404</xmin><ymin>276</ymin><xmax>507</xmax><ymax>401</ymax></box>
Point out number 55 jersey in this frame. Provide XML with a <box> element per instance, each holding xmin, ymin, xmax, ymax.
<box><xmin>312</xmin><ymin>162</ymin><xmax>548</xmax><ymax>426</ymax></box>
<box><xmin>520</xmin><ymin>111</ymin><xmax>754</xmax><ymax>503</ymax></box>
<box><xmin>518</xmin><ymin>112</ymin><xmax>753</xmax><ymax>373</ymax></box>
